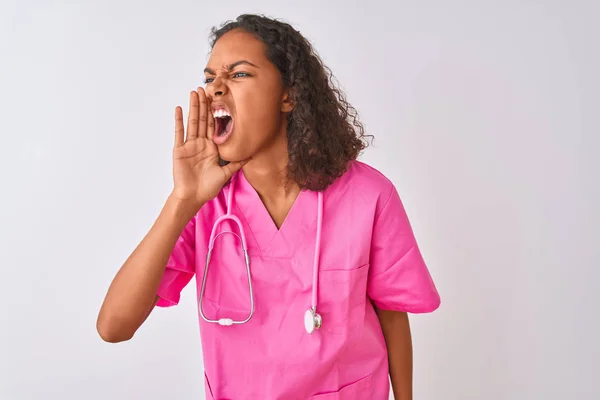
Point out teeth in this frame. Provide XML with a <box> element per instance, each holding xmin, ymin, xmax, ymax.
<box><xmin>212</xmin><ymin>109</ymin><xmax>230</xmax><ymax>118</ymax></box>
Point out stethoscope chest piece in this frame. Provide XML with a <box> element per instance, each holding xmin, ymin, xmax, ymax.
<box><xmin>304</xmin><ymin>307</ymin><xmax>322</xmax><ymax>334</ymax></box>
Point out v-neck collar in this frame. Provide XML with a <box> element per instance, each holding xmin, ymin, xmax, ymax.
<box><xmin>231</xmin><ymin>170</ymin><xmax>316</xmax><ymax>257</ymax></box>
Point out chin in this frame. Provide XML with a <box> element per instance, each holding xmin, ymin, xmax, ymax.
<box><xmin>217</xmin><ymin>145</ymin><xmax>252</xmax><ymax>164</ymax></box>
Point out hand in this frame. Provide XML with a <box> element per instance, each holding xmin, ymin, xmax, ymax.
<box><xmin>171</xmin><ymin>88</ymin><xmax>248</xmax><ymax>209</ymax></box>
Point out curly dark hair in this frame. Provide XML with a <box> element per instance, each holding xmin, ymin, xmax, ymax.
<box><xmin>210</xmin><ymin>14</ymin><xmax>372</xmax><ymax>191</ymax></box>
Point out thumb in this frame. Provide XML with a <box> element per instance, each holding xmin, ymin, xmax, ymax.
<box><xmin>222</xmin><ymin>158</ymin><xmax>251</xmax><ymax>179</ymax></box>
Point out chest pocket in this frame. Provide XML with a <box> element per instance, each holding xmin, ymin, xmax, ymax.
<box><xmin>310</xmin><ymin>374</ymin><xmax>373</xmax><ymax>399</ymax></box>
<box><xmin>318</xmin><ymin>263</ymin><xmax>370</xmax><ymax>339</ymax></box>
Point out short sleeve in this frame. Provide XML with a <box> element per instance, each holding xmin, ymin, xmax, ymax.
<box><xmin>367</xmin><ymin>184</ymin><xmax>440</xmax><ymax>313</ymax></box>
<box><xmin>156</xmin><ymin>216</ymin><xmax>196</xmax><ymax>307</ymax></box>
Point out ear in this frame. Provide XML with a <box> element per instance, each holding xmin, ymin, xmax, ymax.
<box><xmin>281</xmin><ymin>88</ymin><xmax>295</xmax><ymax>113</ymax></box>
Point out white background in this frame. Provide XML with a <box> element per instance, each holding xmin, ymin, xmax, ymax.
<box><xmin>1</xmin><ymin>0</ymin><xmax>598</xmax><ymax>399</ymax></box>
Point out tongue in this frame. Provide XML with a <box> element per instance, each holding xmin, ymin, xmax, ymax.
<box><xmin>219</xmin><ymin>117</ymin><xmax>232</xmax><ymax>137</ymax></box>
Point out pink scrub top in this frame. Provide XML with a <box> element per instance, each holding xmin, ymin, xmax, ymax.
<box><xmin>156</xmin><ymin>160</ymin><xmax>440</xmax><ymax>399</ymax></box>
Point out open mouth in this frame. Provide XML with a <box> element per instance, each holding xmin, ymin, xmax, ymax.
<box><xmin>213</xmin><ymin>109</ymin><xmax>233</xmax><ymax>139</ymax></box>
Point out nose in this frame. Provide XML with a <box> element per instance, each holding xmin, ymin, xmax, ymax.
<box><xmin>207</xmin><ymin>75</ymin><xmax>228</xmax><ymax>99</ymax></box>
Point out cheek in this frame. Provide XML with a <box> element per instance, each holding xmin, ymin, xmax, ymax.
<box><xmin>236</xmin><ymin>88</ymin><xmax>283</xmax><ymax>134</ymax></box>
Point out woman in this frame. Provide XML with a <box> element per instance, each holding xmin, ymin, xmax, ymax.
<box><xmin>97</xmin><ymin>14</ymin><xmax>440</xmax><ymax>399</ymax></box>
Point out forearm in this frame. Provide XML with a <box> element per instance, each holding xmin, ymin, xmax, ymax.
<box><xmin>376</xmin><ymin>308</ymin><xmax>413</xmax><ymax>400</ymax></box>
<box><xmin>97</xmin><ymin>193</ymin><xmax>200</xmax><ymax>342</ymax></box>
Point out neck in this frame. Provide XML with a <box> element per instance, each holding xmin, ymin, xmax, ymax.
<box><xmin>241</xmin><ymin>131</ymin><xmax>299</xmax><ymax>202</ymax></box>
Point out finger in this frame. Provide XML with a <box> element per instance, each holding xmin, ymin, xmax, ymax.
<box><xmin>186</xmin><ymin>91</ymin><xmax>199</xmax><ymax>140</ymax></box>
<box><xmin>197</xmin><ymin>87</ymin><xmax>209</xmax><ymax>139</ymax></box>
<box><xmin>222</xmin><ymin>158</ymin><xmax>251</xmax><ymax>179</ymax></box>
<box><xmin>206</xmin><ymin>97</ymin><xmax>215</xmax><ymax>141</ymax></box>
<box><xmin>174</xmin><ymin>106</ymin><xmax>184</xmax><ymax>147</ymax></box>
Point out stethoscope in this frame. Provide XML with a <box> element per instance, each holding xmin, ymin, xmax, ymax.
<box><xmin>199</xmin><ymin>172</ymin><xmax>324</xmax><ymax>334</ymax></box>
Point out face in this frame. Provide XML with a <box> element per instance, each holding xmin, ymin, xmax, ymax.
<box><xmin>204</xmin><ymin>29</ymin><xmax>293</xmax><ymax>162</ymax></box>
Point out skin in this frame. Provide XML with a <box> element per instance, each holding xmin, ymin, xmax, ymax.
<box><xmin>96</xmin><ymin>28</ymin><xmax>413</xmax><ymax>399</ymax></box>
<box><xmin>205</xmin><ymin>30</ymin><xmax>299</xmax><ymax>226</ymax></box>
<box><xmin>377</xmin><ymin>308</ymin><xmax>414</xmax><ymax>400</ymax></box>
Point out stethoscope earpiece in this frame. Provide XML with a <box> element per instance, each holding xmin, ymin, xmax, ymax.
<box><xmin>304</xmin><ymin>307</ymin><xmax>322</xmax><ymax>334</ymax></box>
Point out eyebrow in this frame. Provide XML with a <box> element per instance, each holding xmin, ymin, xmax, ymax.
<box><xmin>203</xmin><ymin>60</ymin><xmax>259</xmax><ymax>74</ymax></box>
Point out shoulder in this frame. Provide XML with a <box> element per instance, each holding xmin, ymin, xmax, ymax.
<box><xmin>343</xmin><ymin>160</ymin><xmax>394</xmax><ymax>190</ymax></box>
<box><xmin>330</xmin><ymin>160</ymin><xmax>396</xmax><ymax>209</ymax></box>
